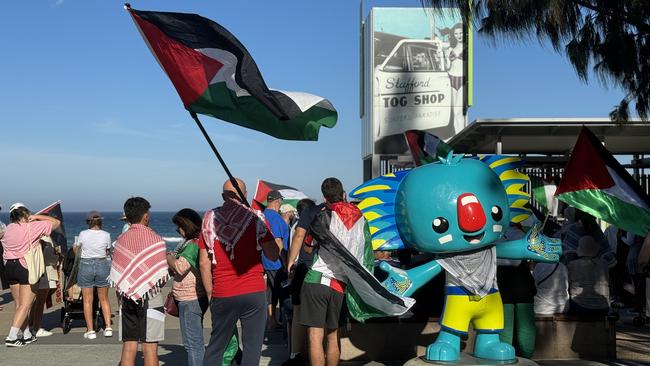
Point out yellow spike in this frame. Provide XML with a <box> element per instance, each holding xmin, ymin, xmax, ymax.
<box><xmin>489</xmin><ymin>157</ymin><xmax>520</xmax><ymax>169</ymax></box>
<box><xmin>499</xmin><ymin>170</ymin><xmax>529</xmax><ymax>181</ymax></box>
<box><xmin>372</xmin><ymin>239</ymin><xmax>386</xmax><ymax>250</ymax></box>
<box><xmin>511</xmin><ymin>214</ymin><xmax>530</xmax><ymax>223</ymax></box>
<box><xmin>364</xmin><ymin>211</ymin><xmax>381</xmax><ymax>222</ymax></box>
<box><xmin>506</xmin><ymin>184</ymin><xmax>530</xmax><ymax>196</ymax></box>
<box><xmin>353</xmin><ymin>184</ymin><xmax>391</xmax><ymax>195</ymax></box>
<box><xmin>384</xmin><ymin>173</ymin><xmax>396</xmax><ymax>177</ymax></box>
<box><xmin>369</xmin><ymin>226</ymin><xmax>379</xmax><ymax>234</ymax></box>
<box><xmin>358</xmin><ymin>197</ymin><xmax>385</xmax><ymax>210</ymax></box>
<box><xmin>511</xmin><ymin>199</ymin><xmax>530</xmax><ymax>209</ymax></box>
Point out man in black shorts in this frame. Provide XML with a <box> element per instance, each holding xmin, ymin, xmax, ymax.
<box><xmin>287</xmin><ymin>178</ymin><xmax>371</xmax><ymax>366</ymax></box>
<box><xmin>283</xmin><ymin>198</ymin><xmax>316</xmax><ymax>366</ymax></box>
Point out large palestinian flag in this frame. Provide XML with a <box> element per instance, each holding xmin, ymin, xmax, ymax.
<box><xmin>127</xmin><ymin>6</ymin><xmax>337</xmax><ymax>141</ymax></box>
<box><xmin>252</xmin><ymin>180</ymin><xmax>308</xmax><ymax>210</ymax></box>
<box><xmin>308</xmin><ymin>202</ymin><xmax>415</xmax><ymax>322</ymax></box>
<box><xmin>555</xmin><ymin>127</ymin><xmax>650</xmax><ymax>236</ymax></box>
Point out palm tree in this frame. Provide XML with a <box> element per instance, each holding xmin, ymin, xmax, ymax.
<box><xmin>421</xmin><ymin>0</ymin><xmax>650</xmax><ymax>121</ymax></box>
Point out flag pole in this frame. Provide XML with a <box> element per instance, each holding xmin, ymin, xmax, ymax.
<box><xmin>189</xmin><ymin>111</ymin><xmax>250</xmax><ymax>207</ymax></box>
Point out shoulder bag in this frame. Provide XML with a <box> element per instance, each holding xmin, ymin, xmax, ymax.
<box><xmin>24</xmin><ymin>224</ymin><xmax>46</xmax><ymax>285</ymax></box>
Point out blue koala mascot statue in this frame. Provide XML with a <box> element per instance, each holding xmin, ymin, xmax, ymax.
<box><xmin>350</xmin><ymin>151</ymin><xmax>561</xmax><ymax>362</ymax></box>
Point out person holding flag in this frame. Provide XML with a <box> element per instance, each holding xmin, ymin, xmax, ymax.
<box><xmin>198</xmin><ymin>178</ymin><xmax>280</xmax><ymax>366</ymax></box>
<box><xmin>287</xmin><ymin>178</ymin><xmax>388</xmax><ymax>366</ymax></box>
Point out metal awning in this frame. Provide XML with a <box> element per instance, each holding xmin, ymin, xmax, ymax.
<box><xmin>448</xmin><ymin>118</ymin><xmax>650</xmax><ymax>155</ymax></box>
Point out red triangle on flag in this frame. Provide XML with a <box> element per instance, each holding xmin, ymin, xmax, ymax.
<box><xmin>555</xmin><ymin>127</ymin><xmax>615</xmax><ymax>195</ymax></box>
<box><xmin>131</xmin><ymin>12</ymin><xmax>223</xmax><ymax>107</ymax></box>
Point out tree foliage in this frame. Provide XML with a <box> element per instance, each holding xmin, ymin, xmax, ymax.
<box><xmin>422</xmin><ymin>0</ymin><xmax>650</xmax><ymax>121</ymax></box>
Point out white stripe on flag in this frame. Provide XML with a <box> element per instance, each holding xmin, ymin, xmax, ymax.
<box><xmin>278</xmin><ymin>189</ymin><xmax>308</xmax><ymax>200</ymax></box>
<box><xmin>275</xmin><ymin>90</ymin><xmax>333</xmax><ymax>112</ymax></box>
<box><xmin>604</xmin><ymin>167</ymin><xmax>650</xmax><ymax>212</ymax></box>
<box><xmin>198</xmin><ymin>48</ymin><xmax>250</xmax><ymax>97</ymax></box>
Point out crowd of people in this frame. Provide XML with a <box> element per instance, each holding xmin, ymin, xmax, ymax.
<box><xmin>494</xmin><ymin>206</ymin><xmax>650</xmax><ymax>358</ymax></box>
<box><xmin>0</xmin><ymin>176</ymin><xmax>368</xmax><ymax>366</ymax></box>
<box><xmin>1</xmin><ymin>180</ymin><xmax>649</xmax><ymax>365</ymax></box>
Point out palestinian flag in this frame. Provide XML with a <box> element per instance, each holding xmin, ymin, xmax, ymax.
<box><xmin>404</xmin><ymin>130</ymin><xmax>452</xmax><ymax>166</ymax></box>
<box><xmin>37</xmin><ymin>201</ymin><xmax>67</xmax><ymax>252</ymax></box>
<box><xmin>555</xmin><ymin>127</ymin><xmax>650</xmax><ymax>237</ymax></box>
<box><xmin>36</xmin><ymin>201</ymin><xmax>67</xmax><ymax>307</ymax></box>
<box><xmin>531</xmin><ymin>176</ymin><xmax>558</xmax><ymax>216</ymax></box>
<box><xmin>252</xmin><ymin>180</ymin><xmax>308</xmax><ymax>210</ymax></box>
<box><xmin>127</xmin><ymin>6</ymin><xmax>337</xmax><ymax>141</ymax></box>
<box><xmin>308</xmin><ymin>202</ymin><xmax>415</xmax><ymax>322</ymax></box>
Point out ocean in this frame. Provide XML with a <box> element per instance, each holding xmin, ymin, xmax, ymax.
<box><xmin>0</xmin><ymin>211</ymin><xmax>184</xmax><ymax>252</ymax></box>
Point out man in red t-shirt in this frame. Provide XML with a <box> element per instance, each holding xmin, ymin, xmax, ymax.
<box><xmin>199</xmin><ymin>178</ymin><xmax>278</xmax><ymax>366</ymax></box>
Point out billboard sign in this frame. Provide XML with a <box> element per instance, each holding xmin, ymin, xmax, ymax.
<box><xmin>365</xmin><ymin>8</ymin><xmax>470</xmax><ymax>155</ymax></box>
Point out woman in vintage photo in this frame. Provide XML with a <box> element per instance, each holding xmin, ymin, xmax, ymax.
<box><xmin>443</xmin><ymin>22</ymin><xmax>465</xmax><ymax>135</ymax></box>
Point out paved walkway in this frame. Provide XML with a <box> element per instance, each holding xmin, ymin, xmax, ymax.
<box><xmin>0</xmin><ymin>287</ymin><xmax>649</xmax><ymax>365</ymax></box>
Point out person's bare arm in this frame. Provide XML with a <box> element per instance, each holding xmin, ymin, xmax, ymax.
<box><xmin>29</xmin><ymin>214</ymin><xmax>61</xmax><ymax>230</ymax></box>
<box><xmin>198</xmin><ymin>248</ymin><xmax>213</xmax><ymax>296</ymax></box>
<box><xmin>287</xmin><ymin>227</ymin><xmax>306</xmax><ymax>272</ymax></box>
<box><xmin>166</xmin><ymin>253</ymin><xmax>176</xmax><ymax>270</ymax></box>
<box><xmin>274</xmin><ymin>238</ymin><xmax>284</xmax><ymax>258</ymax></box>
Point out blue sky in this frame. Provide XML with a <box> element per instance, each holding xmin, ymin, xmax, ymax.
<box><xmin>0</xmin><ymin>0</ymin><xmax>625</xmax><ymax>212</ymax></box>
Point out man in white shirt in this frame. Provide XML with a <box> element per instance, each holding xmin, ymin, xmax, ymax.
<box><xmin>533</xmin><ymin>262</ymin><xmax>570</xmax><ymax>315</ymax></box>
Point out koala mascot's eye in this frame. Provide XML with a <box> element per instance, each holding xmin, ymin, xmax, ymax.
<box><xmin>491</xmin><ymin>206</ymin><xmax>503</xmax><ymax>221</ymax></box>
<box><xmin>432</xmin><ymin>217</ymin><xmax>449</xmax><ymax>234</ymax></box>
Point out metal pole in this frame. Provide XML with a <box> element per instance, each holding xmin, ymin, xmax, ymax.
<box><xmin>189</xmin><ymin>111</ymin><xmax>249</xmax><ymax>207</ymax></box>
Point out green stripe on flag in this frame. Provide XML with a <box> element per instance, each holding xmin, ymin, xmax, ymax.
<box><xmin>557</xmin><ymin>189</ymin><xmax>650</xmax><ymax>237</ymax></box>
<box><xmin>189</xmin><ymin>82</ymin><xmax>337</xmax><ymax>141</ymax></box>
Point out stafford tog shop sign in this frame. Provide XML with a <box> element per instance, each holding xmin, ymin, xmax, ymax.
<box><xmin>362</xmin><ymin>8</ymin><xmax>471</xmax><ymax>156</ymax></box>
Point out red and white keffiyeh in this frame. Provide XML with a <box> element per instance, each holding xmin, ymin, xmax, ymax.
<box><xmin>201</xmin><ymin>199</ymin><xmax>267</xmax><ymax>263</ymax></box>
<box><xmin>109</xmin><ymin>224</ymin><xmax>169</xmax><ymax>301</ymax></box>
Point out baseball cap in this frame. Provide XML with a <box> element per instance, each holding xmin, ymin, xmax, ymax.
<box><xmin>86</xmin><ymin>210</ymin><xmax>103</xmax><ymax>220</ymax></box>
<box><xmin>267</xmin><ymin>190</ymin><xmax>283</xmax><ymax>202</ymax></box>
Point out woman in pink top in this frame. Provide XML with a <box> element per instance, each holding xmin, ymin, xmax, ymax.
<box><xmin>2</xmin><ymin>203</ymin><xmax>60</xmax><ymax>347</ymax></box>
<box><xmin>167</xmin><ymin>209</ymin><xmax>208</xmax><ymax>366</ymax></box>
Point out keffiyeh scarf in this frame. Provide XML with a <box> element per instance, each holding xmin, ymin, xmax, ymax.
<box><xmin>109</xmin><ymin>225</ymin><xmax>169</xmax><ymax>301</ymax></box>
<box><xmin>437</xmin><ymin>246</ymin><xmax>497</xmax><ymax>298</ymax></box>
<box><xmin>201</xmin><ymin>199</ymin><xmax>267</xmax><ymax>263</ymax></box>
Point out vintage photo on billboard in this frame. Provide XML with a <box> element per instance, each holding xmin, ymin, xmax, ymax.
<box><xmin>371</xmin><ymin>8</ymin><xmax>468</xmax><ymax>154</ymax></box>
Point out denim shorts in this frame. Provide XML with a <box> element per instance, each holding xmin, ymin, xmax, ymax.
<box><xmin>77</xmin><ymin>257</ymin><xmax>111</xmax><ymax>288</ymax></box>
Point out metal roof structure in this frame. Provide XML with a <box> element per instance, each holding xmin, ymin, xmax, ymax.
<box><xmin>448</xmin><ymin>118</ymin><xmax>650</xmax><ymax>155</ymax></box>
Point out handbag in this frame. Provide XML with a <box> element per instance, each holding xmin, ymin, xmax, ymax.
<box><xmin>164</xmin><ymin>292</ymin><xmax>179</xmax><ymax>317</ymax></box>
<box><xmin>25</xmin><ymin>243</ymin><xmax>45</xmax><ymax>285</ymax></box>
<box><xmin>24</xmin><ymin>223</ymin><xmax>46</xmax><ymax>285</ymax></box>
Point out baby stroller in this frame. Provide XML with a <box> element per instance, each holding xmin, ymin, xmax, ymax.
<box><xmin>60</xmin><ymin>247</ymin><xmax>105</xmax><ymax>334</ymax></box>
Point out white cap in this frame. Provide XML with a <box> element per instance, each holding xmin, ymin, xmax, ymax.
<box><xmin>9</xmin><ymin>202</ymin><xmax>26</xmax><ymax>213</ymax></box>
<box><xmin>280</xmin><ymin>204</ymin><xmax>297</xmax><ymax>215</ymax></box>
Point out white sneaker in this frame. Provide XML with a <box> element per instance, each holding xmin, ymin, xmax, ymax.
<box><xmin>83</xmin><ymin>331</ymin><xmax>96</xmax><ymax>340</ymax></box>
<box><xmin>103</xmin><ymin>328</ymin><xmax>113</xmax><ymax>337</ymax></box>
<box><xmin>35</xmin><ymin>329</ymin><xmax>53</xmax><ymax>337</ymax></box>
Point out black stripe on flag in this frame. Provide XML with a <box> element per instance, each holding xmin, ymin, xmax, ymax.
<box><xmin>131</xmin><ymin>8</ymin><xmax>302</xmax><ymax>121</ymax></box>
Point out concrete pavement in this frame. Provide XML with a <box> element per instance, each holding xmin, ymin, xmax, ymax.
<box><xmin>1</xmin><ymin>287</ymin><xmax>649</xmax><ymax>365</ymax></box>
